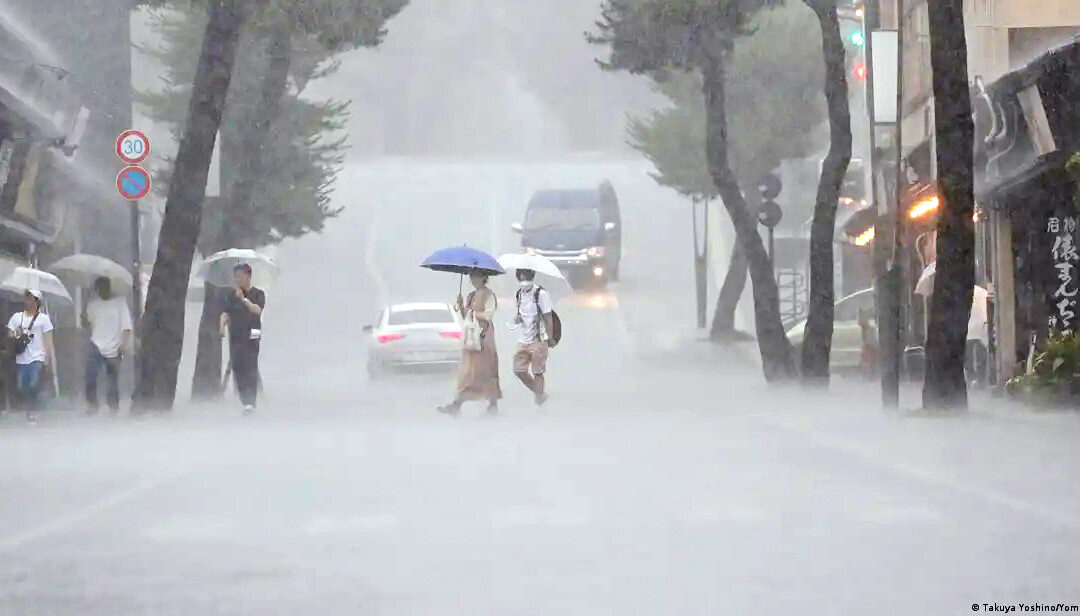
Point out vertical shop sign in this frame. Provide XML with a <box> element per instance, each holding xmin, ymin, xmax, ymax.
<box><xmin>1048</xmin><ymin>215</ymin><xmax>1079</xmax><ymax>332</ymax></box>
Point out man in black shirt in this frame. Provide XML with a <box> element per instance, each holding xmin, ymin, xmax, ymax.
<box><xmin>220</xmin><ymin>263</ymin><xmax>265</xmax><ymax>414</ymax></box>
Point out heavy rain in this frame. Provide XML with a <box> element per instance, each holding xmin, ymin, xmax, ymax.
<box><xmin>1</xmin><ymin>0</ymin><xmax>1079</xmax><ymax>614</ymax></box>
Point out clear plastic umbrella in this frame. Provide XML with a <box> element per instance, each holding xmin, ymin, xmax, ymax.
<box><xmin>0</xmin><ymin>267</ymin><xmax>73</xmax><ymax>304</ymax></box>
<box><xmin>48</xmin><ymin>254</ymin><xmax>133</xmax><ymax>290</ymax></box>
<box><xmin>196</xmin><ymin>249</ymin><xmax>280</xmax><ymax>288</ymax></box>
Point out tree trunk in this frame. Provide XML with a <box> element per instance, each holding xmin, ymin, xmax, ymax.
<box><xmin>923</xmin><ymin>0</ymin><xmax>975</xmax><ymax>410</ymax></box>
<box><xmin>191</xmin><ymin>20</ymin><xmax>292</xmax><ymax>402</ymax></box>
<box><xmin>191</xmin><ymin>283</ymin><xmax>225</xmax><ymax>401</ymax></box>
<box><xmin>133</xmin><ymin>0</ymin><xmax>248</xmax><ymax>412</ymax></box>
<box><xmin>710</xmin><ymin>241</ymin><xmax>749</xmax><ymax>339</ymax></box>
<box><xmin>710</xmin><ymin>186</ymin><xmax>757</xmax><ymax>341</ymax></box>
<box><xmin>800</xmin><ymin>0</ymin><xmax>853</xmax><ymax>385</ymax></box>
<box><xmin>701</xmin><ymin>54</ymin><xmax>795</xmax><ymax>381</ymax></box>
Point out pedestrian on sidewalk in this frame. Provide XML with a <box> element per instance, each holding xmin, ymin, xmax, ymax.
<box><xmin>220</xmin><ymin>263</ymin><xmax>265</xmax><ymax>415</ymax></box>
<box><xmin>83</xmin><ymin>277</ymin><xmax>132</xmax><ymax>415</ymax></box>
<box><xmin>439</xmin><ymin>272</ymin><xmax>502</xmax><ymax>416</ymax></box>
<box><xmin>6</xmin><ymin>290</ymin><xmax>55</xmax><ymax>423</ymax></box>
<box><xmin>512</xmin><ymin>269</ymin><xmax>553</xmax><ymax>407</ymax></box>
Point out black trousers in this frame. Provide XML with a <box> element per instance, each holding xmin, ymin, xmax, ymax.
<box><xmin>230</xmin><ymin>339</ymin><xmax>260</xmax><ymax>407</ymax></box>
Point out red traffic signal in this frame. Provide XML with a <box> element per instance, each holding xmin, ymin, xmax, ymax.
<box><xmin>853</xmin><ymin>64</ymin><xmax>867</xmax><ymax>80</ymax></box>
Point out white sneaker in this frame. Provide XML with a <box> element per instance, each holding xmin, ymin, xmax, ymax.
<box><xmin>242</xmin><ymin>404</ymin><xmax>255</xmax><ymax>415</ymax></box>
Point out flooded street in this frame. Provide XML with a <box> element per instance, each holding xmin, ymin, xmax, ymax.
<box><xmin>3</xmin><ymin>158</ymin><xmax>1079</xmax><ymax>614</ymax></box>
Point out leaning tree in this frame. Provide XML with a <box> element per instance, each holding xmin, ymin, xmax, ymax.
<box><xmin>134</xmin><ymin>0</ymin><xmax>409</xmax><ymax>410</ymax></box>
<box><xmin>134</xmin><ymin>0</ymin><xmax>254</xmax><ymax>412</ymax></box>
<box><xmin>139</xmin><ymin>5</ymin><xmax>353</xmax><ymax>401</ymax></box>
<box><xmin>591</xmin><ymin>0</ymin><xmax>796</xmax><ymax>380</ymax></box>
<box><xmin>625</xmin><ymin>4</ymin><xmax>825</xmax><ymax>344</ymax></box>
<box><xmin>189</xmin><ymin>0</ymin><xmax>407</xmax><ymax>401</ymax></box>
<box><xmin>798</xmin><ymin>0</ymin><xmax>853</xmax><ymax>385</ymax></box>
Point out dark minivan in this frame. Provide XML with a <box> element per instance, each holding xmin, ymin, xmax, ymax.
<box><xmin>511</xmin><ymin>181</ymin><xmax>622</xmax><ymax>287</ymax></box>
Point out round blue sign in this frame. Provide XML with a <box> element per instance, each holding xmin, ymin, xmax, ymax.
<box><xmin>116</xmin><ymin>165</ymin><xmax>151</xmax><ymax>201</ymax></box>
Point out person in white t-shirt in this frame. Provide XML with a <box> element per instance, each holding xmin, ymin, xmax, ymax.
<box><xmin>6</xmin><ymin>289</ymin><xmax>55</xmax><ymax>423</ymax></box>
<box><xmin>512</xmin><ymin>269</ymin><xmax>554</xmax><ymax>406</ymax></box>
<box><xmin>83</xmin><ymin>277</ymin><xmax>132</xmax><ymax>414</ymax></box>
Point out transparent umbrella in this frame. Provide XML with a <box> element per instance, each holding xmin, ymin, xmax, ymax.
<box><xmin>197</xmin><ymin>249</ymin><xmax>280</xmax><ymax>288</ymax></box>
<box><xmin>48</xmin><ymin>254</ymin><xmax>133</xmax><ymax>290</ymax></box>
<box><xmin>0</xmin><ymin>267</ymin><xmax>73</xmax><ymax>304</ymax></box>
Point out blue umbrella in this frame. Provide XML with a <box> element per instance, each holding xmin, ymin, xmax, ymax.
<box><xmin>420</xmin><ymin>246</ymin><xmax>505</xmax><ymax>276</ymax></box>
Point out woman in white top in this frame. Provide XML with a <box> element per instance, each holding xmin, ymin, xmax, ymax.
<box><xmin>6</xmin><ymin>289</ymin><xmax>55</xmax><ymax>422</ymax></box>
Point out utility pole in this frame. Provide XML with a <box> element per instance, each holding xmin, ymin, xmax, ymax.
<box><xmin>878</xmin><ymin>0</ymin><xmax>905</xmax><ymax>408</ymax></box>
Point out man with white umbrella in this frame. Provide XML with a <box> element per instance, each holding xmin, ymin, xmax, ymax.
<box><xmin>83</xmin><ymin>277</ymin><xmax>132</xmax><ymax>415</ymax></box>
<box><xmin>220</xmin><ymin>263</ymin><xmax>266</xmax><ymax>414</ymax></box>
<box><xmin>6</xmin><ymin>290</ymin><xmax>56</xmax><ymax>423</ymax></box>
<box><xmin>513</xmin><ymin>268</ymin><xmax>555</xmax><ymax>406</ymax></box>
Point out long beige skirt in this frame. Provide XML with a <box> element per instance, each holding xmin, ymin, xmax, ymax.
<box><xmin>455</xmin><ymin>321</ymin><xmax>502</xmax><ymax>402</ymax></box>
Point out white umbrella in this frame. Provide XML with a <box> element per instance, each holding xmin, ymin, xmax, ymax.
<box><xmin>914</xmin><ymin>261</ymin><xmax>936</xmax><ymax>296</ymax></box>
<box><xmin>48</xmin><ymin>254</ymin><xmax>133</xmax><ymax>290</ymax></box>
<box><xmin>196</xmin><ymin>248</ymin><xmax>280</xmax><ymax>288</ymax></box>
<box><xmin>496</xmin><ymin>253</ymin><xmax>574</xmax><ymax>303</ymax></box>
<box><xmin>0</xmin><ymin>267</ymin><xmax>73</xmax><ymax>304</ymax></box>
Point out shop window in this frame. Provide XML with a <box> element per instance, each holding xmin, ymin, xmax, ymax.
<box><xmin>0</xmin><ymin>139</ymin><xmax>31</xmax><ymax>215</ymax></box>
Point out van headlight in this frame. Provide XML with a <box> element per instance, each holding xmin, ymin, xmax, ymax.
<box><xmin>586</xmin><ymin>246</ymin><xmax>605</xmax><ymax>258</ymax></box>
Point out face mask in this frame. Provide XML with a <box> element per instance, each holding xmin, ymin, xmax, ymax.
<box><xmin>519</xmin><ymin>279</ymin><xmax>534</xmax><ymax>290</ymax></box>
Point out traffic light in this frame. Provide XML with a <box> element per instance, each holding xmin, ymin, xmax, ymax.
<box><xmin>853</xmin><ymin>63</ymin><xmax>867</xmax><ymax>80</ymax></box>
<box><xmin>850</xmin><ymin>30</ymin><xmax>865</xmax><ymax>47</ymax></box>
<box><xmin>756</xmin><ymin>173</ymin><xmax>783</xmax><ymax>229</ymax></box>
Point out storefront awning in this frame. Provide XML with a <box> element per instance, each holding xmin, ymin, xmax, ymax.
<box><xmin>0</xmin><ymin>9</ymin><xmax>79</xmax><ymax>140</ymax></box>
<box><xmin>976</xmin><ymin>38</ymin><xmax>1080</xmax><ymax>201</ymax></box>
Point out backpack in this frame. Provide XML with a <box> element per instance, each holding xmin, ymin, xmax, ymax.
<box><xmin>517</xmin><ymin>286</ymin><xmax>562</xmax><ymax>348</ymax></box>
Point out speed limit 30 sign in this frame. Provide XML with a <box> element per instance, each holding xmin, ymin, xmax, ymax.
<box><xmin>116</xmin><ymin>130</ymin><xmax>151</xmax><ymax>165</ymax></box>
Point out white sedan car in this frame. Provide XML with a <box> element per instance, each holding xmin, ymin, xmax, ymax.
<box><xmin>364</xmin><ymin>302</ymin><xmax>463</xmax><ymax>378</ymax></box>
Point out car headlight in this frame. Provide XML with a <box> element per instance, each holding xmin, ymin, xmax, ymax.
<box><xmin>586</xmin><ymin>246</ymin><xmax>605</xmax><ymax>258</ymax></box>
<box><xmin>523</xmin><ymin>247</ymin><xmax>537</xmax><ymax>256</ymax></box>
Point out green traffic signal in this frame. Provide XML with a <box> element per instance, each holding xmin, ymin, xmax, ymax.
<box><xmin>850</xmin><ymin>31</ymin><xmax>865</xmax><ymax>47</ymax></box>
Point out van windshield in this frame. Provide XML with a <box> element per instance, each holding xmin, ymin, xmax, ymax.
<box><xmin>525</xmin><ymin>207</ymin><xmax>600</xmax><ymax>232</ymax></box>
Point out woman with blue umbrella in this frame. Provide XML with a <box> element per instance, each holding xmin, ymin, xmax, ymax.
<box><xmin>421</xmin><ymin>246</ymin><xmax>505</xmax><ymax>416</ymax></box>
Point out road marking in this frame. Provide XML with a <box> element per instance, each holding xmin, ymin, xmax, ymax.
<box><xmin>363</xmin><ymin>198</ymin><xmax>389</xmax><ymax>308</ymax></box>
<box><xmin>677</xmin><ymin>506</ymin><xmax>766</xmax><ymax>525</ymax></box>
<box><xmin>607</xmin><ymin>292</ymin><xmax>633</xmax><ymax>351</ymax></box>
<box><xmin>490</xmin><ymin>507</ymin><xmax>591</xmax><ymax>529</ymax></box>
<box><xmin>305</xmin><ymin>514</ymin><xmax>399</xmax><ymax>534</ymax></box>
<box><xmin>762</xmin><ymin>415</ymin><xmax>1080</xmax><ymax>531</ymax></box>
<box><xmin>0</xmin><ymin>475</ymin><xmax>176</xmax><ymax>551</ymax></box>
<box><xmin>489</xmin><ymin>187</ymin><xmax>500</xmax><ymax>257</ymax></box>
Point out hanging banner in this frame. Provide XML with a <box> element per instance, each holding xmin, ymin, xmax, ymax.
<box><xmin>1047</xmin><ymin>214</ymin><xmax>1079</xmax><ymax>332</ymax></box>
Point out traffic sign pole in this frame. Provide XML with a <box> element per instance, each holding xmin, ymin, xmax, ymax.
<box><xmin>115</xmin><ymin>130</ymin><xmax>152</xmax><ymax>366</ymax></box>
<box><xmin>131</xmin><ymin>200</ymin><xmax>142</xmax><ymax>324</ymax></box>
<box><xmin>116</xmin><ymin>166</ymin><xmax>152</xmax><ymax>200</ymax></box>
<box><xmin>116</xmin><ymin>129</ymin><xmax>151</xmax><ymax>165</ymax></box>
